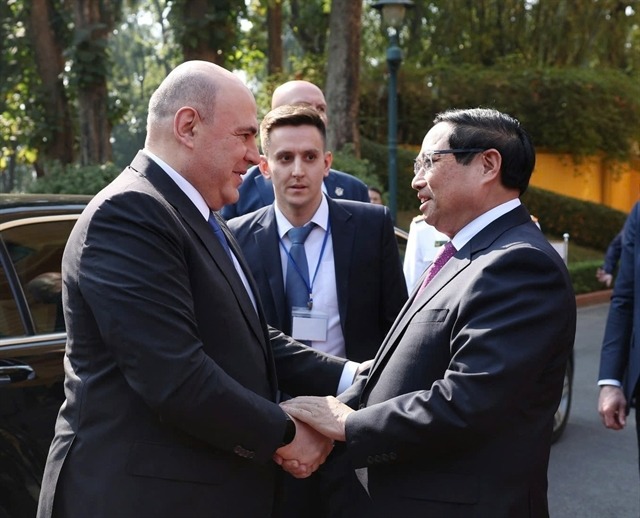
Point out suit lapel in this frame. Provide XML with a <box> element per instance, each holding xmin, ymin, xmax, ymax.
<box><xmin>364</xmin><ymin>205</ymin><xmax>533</xmax><ymax>387</ymax></box>
<box><xmin>253</xmin><ymin>207</ymin><xmax>288</xmax><ymax>330</ymax></box>
<box><xmin>130</xmin><ymin>152</ymin><xmax>268</xmax><ymax>354</ymax></box>
<box><xmin>327</xmin><ymin>198</ymin><xmax>353</xmax><ymax>330</ymax></box>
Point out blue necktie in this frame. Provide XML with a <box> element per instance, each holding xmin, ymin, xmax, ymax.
<box><xmin>285</xmin><ymin>224</ymin><xmax>315</xmax><ymax>322</ymax></box>
<box><xmin>208</xmin><ymin>213</ymin><xmax>233</xmax><ymax>260</ymax></box>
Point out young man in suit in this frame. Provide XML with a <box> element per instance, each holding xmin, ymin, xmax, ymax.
<box><xmin>221</xmin><ymin>81</ymin><xmax>369</xmax><ymax>220</ymax></box>
<box><xmin>228</xmin><ymin>104</ymin><xmax>407</xmax><ymax>363</ymax></box>
<box><xmin>282</xmin><ymin>108</ymin><xmax>577</xmax><ymax>517</ymax></box>
<box><xmin>228</xmin><ymin>104</ymin><xmax>407</xmax><ymax>517</ymax></box>
<box><xmin>598</xmin><ymin>201</ymin><xmax>640</xmax><ymax>474</ymax></box>
<box><xmin>36</xmin><ymin>61</ymin><xmax>361</xmax><ymax>518</ymax></box>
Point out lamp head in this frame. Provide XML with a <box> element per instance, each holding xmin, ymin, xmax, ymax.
<box><xmin>372</xmin><ymin>0</ymin><xmax>414</xmax><ymax>29</ymax></box>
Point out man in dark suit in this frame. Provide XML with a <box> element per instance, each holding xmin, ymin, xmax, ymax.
<box><xmin>36</xmin><ymin>61</ymin><xmax>357</xmax><ymax>518</ymax></box>
<box><xmin>229</xmin><ymin>104</ymin><xmax>407</xmax><ymax>517</ymax></box>
<box><xmin>221</xmin><ymin>80</ymin><xmax>369</xmax><ymax>220</ymax></box>
<box><xmin>598</xmin><ymin>201</ymin><xmax>640</xmax><ymax>474</ymax></box>
<box><xmin>282</xmin><ymin>108</ymin><xmax>576</xmax><ymax>517</ymax></box>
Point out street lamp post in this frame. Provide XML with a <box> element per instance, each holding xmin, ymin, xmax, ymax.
<box><xmin>372</xmin><ymin>0</ymin><xmax>413</xmax><ymax>224</ymax></box>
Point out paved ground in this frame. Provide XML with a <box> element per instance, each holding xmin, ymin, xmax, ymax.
<box><xmin>548</xmin><ymin>302</ymin><xmax>639</xmax><ymax>517</ymax></box>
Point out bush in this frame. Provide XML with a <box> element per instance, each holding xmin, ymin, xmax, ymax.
<box><xmin>27</xmin><ymin>162</ymin><xmax>120</xmax><ymax>195</ymax></box>
<box><xmin>568</xmin><ymin>260</ymin><xmax>609</xmax><ymax>295</ymax></box>
<box><xmin>522</xmin><ymin>187</ymin><xmax>627</xmax><ymax>250</ymax></box>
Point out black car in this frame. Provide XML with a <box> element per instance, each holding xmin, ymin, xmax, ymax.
<box><xmin>0</xmin><ymin>195</ymin><xmax>572</xmax><ymax>516</ymax></box>
<box><xmin>0</xmin><ymin>194</ymin><xmax>90</xmax><ymax>517</ymax></box>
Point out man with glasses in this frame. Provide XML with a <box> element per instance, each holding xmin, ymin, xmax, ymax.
<box><xmin>281</xmin><ymin>108</ymin><xmax>576</xmax><ymax>517</ymax></box>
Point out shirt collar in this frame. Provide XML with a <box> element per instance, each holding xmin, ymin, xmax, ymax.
<box><xmin>274</xmin><ymin>194</ymin><xmax>329</xmax><ymax>239</ymax></box>
<box><xmin>144</xmin><ymin>149</ymin><xmax>210</xmax><ymax>220</ymax></box>
<box><xmin>451</xmin><ymin>198</ymin><xmax>521</xmax><ymax>251</ymax></box>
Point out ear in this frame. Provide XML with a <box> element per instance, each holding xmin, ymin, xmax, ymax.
<box><xmin>481</xmin><ymin>148</ymin><xmax>502</xmax><ymax>180</ymax></box>
<box><xmin>174</xmin><ymin>107</ymin><xmax>199</xmax><ymax>149</ymax></box>
<box><xmin>258</xmin><ymin>155</ymin><xmax>271</xmax><ymax>179</ymax></box>
<box><xmin>323</xmin><ymin>151</ymin><xmax>333</xmax><ymax>178</ymax></box>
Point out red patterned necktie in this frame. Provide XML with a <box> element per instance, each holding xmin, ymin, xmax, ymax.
<box><xmin>416</xmin><ymin>241</ymin><xmax>457</xmax><ymax>297</ymax></box>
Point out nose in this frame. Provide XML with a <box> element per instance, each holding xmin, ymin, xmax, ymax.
<box><xmin>411</xmin><ymin>172</ymin><xmax>426</xmax><ymax>192</ymax></box>
<box><xmin>292</xmin><ymin>157</ymin><xmax>304</xmax><ymax>177</ymax></box>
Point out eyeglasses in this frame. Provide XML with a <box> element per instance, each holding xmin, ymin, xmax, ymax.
<box><xmin>413</xmin><ymin>148</ymin><xmax>486</xmax><ymax>177</ymax></box>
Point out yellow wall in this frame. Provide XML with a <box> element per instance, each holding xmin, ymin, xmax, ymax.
<box><xmin>532</xmin><ymin>153</ymin><xmax>639</xmax><ymax>214</ymax></box>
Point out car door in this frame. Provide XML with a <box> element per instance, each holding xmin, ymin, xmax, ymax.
<box><xmin>0</xmin><ymin>215</ymin><xmax>79</xmax><ymax>518</ymax></box>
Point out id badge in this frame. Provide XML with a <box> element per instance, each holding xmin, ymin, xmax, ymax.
<box><xmin>291</xmin><ymin>306</ymin><xmax>328</xmax><ymax>342</ymax></box>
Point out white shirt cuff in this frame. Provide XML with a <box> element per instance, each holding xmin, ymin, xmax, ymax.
<box><xmin>337</xmin><ymin>361</ymin><xmax>359</xmax><ymax>395</ymax></box>
<box><xmin>598</xmin><ymin>379</ymin><xmax>622</xmax><ymax>387</ymax></box>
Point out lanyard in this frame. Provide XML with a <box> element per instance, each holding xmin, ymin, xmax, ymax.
<box><xmin>279</xmin><ymin>217</ymin><xmax>331</xmax><ymax>310</ymax></box>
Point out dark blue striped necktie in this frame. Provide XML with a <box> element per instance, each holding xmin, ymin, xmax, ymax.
<box><xmin>208</xmin><ymin>213</ymin><xmax>233</xmax><ymax>260</ymax></box>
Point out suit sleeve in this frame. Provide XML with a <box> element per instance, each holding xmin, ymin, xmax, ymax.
<box><xmin>344</xmin><ymin>243</ymin><xmax>575</xmax><ymax>467</ymax></box>
<box><xmin>78</xmin><ymin>193</ymin><xmax>288</xmax><ymax>462</ymax></box>
<box><xmin>598</xmin><ymin>204</ymin><xmax>638</xmax><ymax>382</ymax></box>
<box><xmin>269</xmin><ymin>326</ymin><xmax>347</xmax><ymax>396</ymax></box>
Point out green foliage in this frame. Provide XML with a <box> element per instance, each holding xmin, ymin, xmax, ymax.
<box><xmin>330</xmin><ymin>144</ymin><xmax>379</xmax><ymax>191</ymax></box>
<box><xmin>568</xmin><ymin>260</ymin><xmax>608</xmax><ymax>295</ymax></box>
<box><xmin>27</xmin><ymin>162</ymin><xmax>120</xmax><ymax>195</ymax></box>
<box><xmin>361</xmin><ymin>64</ymin><xmax>640</xmax><ymax>162</ymax></box>
<box><xmin>521</xmin><ymin>186</ymin><xmax>628</xmax><ymax>250</ymax></box>
<box><xmin>360</xmin><ymin>138</ymin><xmax>419</xmax><ymax>212</ymax></box>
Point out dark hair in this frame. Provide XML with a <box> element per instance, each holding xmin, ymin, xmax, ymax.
<box><xmin>368</xmin><ymin>186</ymin><xmax>382</xmax><ymax>195</ymax></box>
<box><xmin>434</xmin><ymin>108</ymin><xmax>535</xmax><ymax>194</ymax></box>
<box><xmin>260</xmin><ymin>104</ymin><xmax>326</xmax><ymax>155</ymax></box>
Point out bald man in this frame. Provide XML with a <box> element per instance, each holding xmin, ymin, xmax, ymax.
<box><xmin>36</xmin><ymin>61</ymin><xmax>355</xmax><ymax>518</ymax></box>
<box><xmin>221</xmin><ymin>80</ymin><xmax>369</xmax><ymax>220</ymax></box>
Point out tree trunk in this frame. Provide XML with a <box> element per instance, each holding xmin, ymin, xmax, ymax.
<box><xmin>28</xmin><ymin>0</ymin><xmax>75</xmax><ymax>164</ymax></box>
<box><xmin>73</xmin><ymin>0</ymin><xmax>113</xmax><ymax>165</ymax></box>
<box><xmin>325</xmin><ymin>0</ymin><xmax>361</xmax><ymax>155</ymax></box>
<box><xmin>266</xmin><ymin>0</ymin><xmax>283</xmax><ymax>75</ymax></box>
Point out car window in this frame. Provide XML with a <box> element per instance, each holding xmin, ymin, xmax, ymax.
<box><xmin>0</xmin><ymin>264</ymin><xmax>23</xmax><ymax>337</ymax></box>
<box><xmin>0</xmin><ymin>218</ymin><xmax>77</xmax><ymax>336</ymax></box>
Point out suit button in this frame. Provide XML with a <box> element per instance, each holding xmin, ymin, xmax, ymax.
<box><xmin>367</xmin><ymin>455</ymin><xmax>374</xmax><ymax>464</ymax></box>
<box><xmin>382</xmin><ymin>454</ymin><xmax>389</xmax><ymax>462</ymax></box>
<box><xmin>389</xmin><ymin>452</ymin><xmax>397</xmax><ymax>460</ymax></box>
<box><xmin>374</xmin><ymin>455</ymin><xmax>382</xmax><ymax>463</ymax></box>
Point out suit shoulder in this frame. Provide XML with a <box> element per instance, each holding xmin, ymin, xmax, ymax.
<box><xmin>332</xmin><ymin>198</ymin><xmax>390</xmax><ymax>221</ymax></box>
<box><xmin>329</xmin><ymin>168</ymin><xmax>367</xmax><ymax>187</ymax></box>
<box><xmin>227</xmin><ymin>205</ymin><xmax>270</xmax><ymax>235</ymax></box>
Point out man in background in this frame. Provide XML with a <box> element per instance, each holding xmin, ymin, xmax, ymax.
<box><xmin>403</xmin><ymin>215</ymin><xmax>450</xmax><ymax>291</ymax></box>
<box><xmin>229</xmin><ymin>104</ymin><xmax>407</xmax><ymax>517</ymax></box>
<box><xmin>368</xmin><ymin>186</ymin><xmax>384</xmax><ymax>205</ymax></box>
<box><xmin>596</xmin><ymin>230</ymin><xmax>623</xmax><ymax>287</ymax></box>
<box><xmin>598</xmin><ymin>202</ymin><xmax>640</xmax><ymax>475</ymax></box>
<box><xmin>221</xmin><ymin>80</ymin><xmax>369</xmax><ymax>219</ymax></box>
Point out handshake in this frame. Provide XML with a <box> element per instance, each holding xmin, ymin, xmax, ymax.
<box><xmin>273</xmin><ymin>396</ymin><xmax>354</xmax><ymax>479</ymax></box>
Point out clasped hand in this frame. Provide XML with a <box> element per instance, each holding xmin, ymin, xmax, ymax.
<box><xmin>273</xmin><ymin>414</ymin><xmax>333</xmax><ymax>479</ymax></box>
<box><xmin>273</xmin><ymin>397</ymin><xmax>354</xmax><ymax>478</ymax></box>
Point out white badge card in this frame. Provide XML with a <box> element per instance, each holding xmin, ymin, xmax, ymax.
<box><xmin>291</xmin><ymin>307</ymin><xmax>328</xmax><ymax>342</ymax></box>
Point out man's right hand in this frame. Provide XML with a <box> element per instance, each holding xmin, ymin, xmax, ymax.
<box><xmin>598</xmin><ymin>385</ymin><xmax>627</xmax><ymax>430</ymax></box>
<box><xmin>273</xmin><ymin>415</ymin><xmax>334</xmax><ymax>479</ymax></box>
<box><xmin>595</xmin><ymin>267</ymin><xmax>613</xmax><ymax>288</ymax></box>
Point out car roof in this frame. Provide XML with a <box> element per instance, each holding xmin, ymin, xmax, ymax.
<box><xmin>0</xmin><ymin>194</ymin><xmax>91</xmax><ymax>223</ymax></box>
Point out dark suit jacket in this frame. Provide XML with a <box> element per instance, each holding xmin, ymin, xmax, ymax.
<box><xmin>36</xmin><ymin>151</ymin><xmax>345</xmax><ymax>518</ymax></box>
<box><xmin>221</xmin><ymin>166</ymin><xmax>370</xmax><ymax>220</ymax></box>
<box><xmin>339</xmin><ymin>205</ymin><xmax>576</xmax><ymax>517</ymax></box>
<box><xmin>228</xmin><ymin>197</ymin><xmax>407</xmax><ymax>363</ymax></box>
<box><xmin>599</xmin><ymin>201</ymin><xmax>640</xmax><ymax>403</ymax></box>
